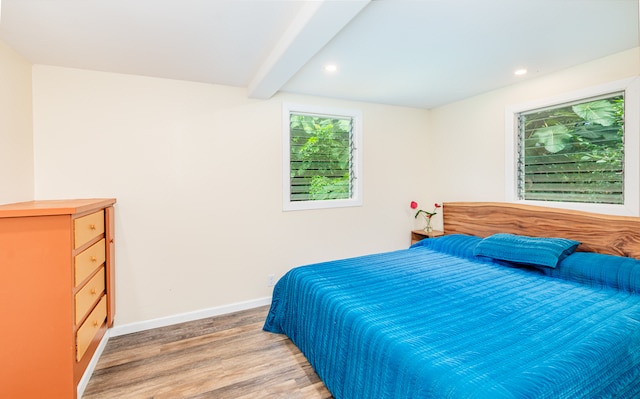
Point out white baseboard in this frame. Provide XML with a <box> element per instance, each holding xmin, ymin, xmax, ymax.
<box><xmin>110</xmin><ymin>296</ymin><xmax>272</xmax><ymax>337</ymax></box>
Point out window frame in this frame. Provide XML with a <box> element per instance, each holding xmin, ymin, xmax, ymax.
<box><xmin>282</xmin><ymin>103</ymin><xmax>363</xmax><ymax>211</ymax></box>
<box><xmin>505</xmin><ymin>77</ymin><xmax>640</xmax><ymax>216</ymax></box>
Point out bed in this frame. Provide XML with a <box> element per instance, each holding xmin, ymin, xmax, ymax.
<box><xmin>263</xmin><ymin>202</ymin><xmax>640</xmax><ymax>398</ymax></box>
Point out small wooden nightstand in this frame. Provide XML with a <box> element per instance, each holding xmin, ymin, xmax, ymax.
<box><xmin>411</xmin><ymin>229</ymin><xmax>444</xmax><ymax>245</ymax></box>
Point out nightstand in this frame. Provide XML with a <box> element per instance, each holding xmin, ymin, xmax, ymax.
<box><xmin>411</xmin><ymin>229</ymin><xmax>444</xmax><ymax>245</ymax></box>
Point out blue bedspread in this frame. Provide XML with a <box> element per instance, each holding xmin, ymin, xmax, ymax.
<box><xmin>264</xmin><ymin>238</ymin><xmax>640</xmax><ymax>398</ymax></box>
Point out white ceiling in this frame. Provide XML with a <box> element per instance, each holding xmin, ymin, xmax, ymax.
<box><xmin>0</xmin><ymin>0</ymin><xmax>637</xmax><ymax>109</ymax></box>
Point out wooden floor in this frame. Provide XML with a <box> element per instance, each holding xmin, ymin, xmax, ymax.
<box><xmin>83</xmin><ymin>306</ymin><xmax>334</xmax><ymax>399</ymax></box>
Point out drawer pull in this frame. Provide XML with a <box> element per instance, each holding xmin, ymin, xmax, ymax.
<box><xmin>93</xmin><ymin>320</ymin><xmax>99</xmax><ymax>327</ymax></box>
<box><xmin>89</xmin><ymin>224</ymin><xmax>96</xmax><ymax>230</ymax></box>
<box><xmin>90</xmin><ymin>256</ymin><xmax>97</xmax><ymax>262</ymax></box>
<box><xmin>90</xmin><ymin>288</ymin><xmax>97</xmax><ymax>295</ymax></box>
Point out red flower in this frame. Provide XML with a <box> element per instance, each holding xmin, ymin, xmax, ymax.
<box><xmin>410</xmin><ymin>201</ymin><xmax>440</xmax><ymax>232</ymax></box>
<box><xmin>410</xmin><ymin>201</ymin><xmax>440</xmax><ymax>219</ymax></box>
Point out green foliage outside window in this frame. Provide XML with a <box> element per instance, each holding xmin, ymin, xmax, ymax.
<box><xmin>289</xmin><ymin>114</ymin><xmax>353</xmax><ymax>201</ymax></box>
<box><xmin>520</xmin><ymin>94</ymin><xmax>624</xmax><ymax>204</ymax></box>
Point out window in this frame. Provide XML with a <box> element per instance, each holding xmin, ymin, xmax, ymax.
<box><xmin>519</xmin><ymin>92</ymin><xmax>624</xmax><ymax>204</ymax></box>
<box><xmin>506</xmin><ymin>77</ymin><xmax>639</xmax><ymax>216</ymax></box>
<box><xmin>283</xmin><ymin>103</ymin><xmax>362</xmax><ymax>211</ymax></box>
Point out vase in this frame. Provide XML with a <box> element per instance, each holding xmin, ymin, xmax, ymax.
<box><xmin>424</xmin><ymin>218</ymin><xmax>432</xmax><ymax>233</ymax></box>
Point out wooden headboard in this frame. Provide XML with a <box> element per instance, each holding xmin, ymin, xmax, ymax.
<box><xmin>443</xmin><ymin>202</ymin><xmax>640</xmax><ymax>259</ymax></box>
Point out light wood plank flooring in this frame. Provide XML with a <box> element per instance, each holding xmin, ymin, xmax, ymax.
<box><xmin>83</xmin><ymin>306</ymin><xmax>334</xmax><ymax>399</ymax></box>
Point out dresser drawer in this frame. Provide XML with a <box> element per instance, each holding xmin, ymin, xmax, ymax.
<box><xmin>76</xmin><ymin>295</ymin><xmax>107</xmax><ymax>362</ymax></box>
<box><xmin>74</xmin><ymin>238</ymin><xmax>106</xmax><ymax>286</ymax></box>
<box><xmin>74</xmin><ymin>210</ymin><xmax>105</xmax><ymax>249</ymax></box>
<box><xmin>75</xmin><ymin>267</ymin><xmax>106</xmax><ymax>324</ymax></box>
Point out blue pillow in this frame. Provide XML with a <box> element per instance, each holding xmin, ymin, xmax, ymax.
<box><xmin>473</xmin><ymin>233</ymin><xmax>580</xmax><ymax>268</ymax></box>
<box><xmin>545</xmin><ymin>252</ymin><xmax>640</xmax><ymax>294</ymax></box>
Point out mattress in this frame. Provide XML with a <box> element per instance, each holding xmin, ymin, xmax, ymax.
<box><xmin>264</xmin><ymin>234</ymin><xmax>640</xmax><ymax>398</ymax></box>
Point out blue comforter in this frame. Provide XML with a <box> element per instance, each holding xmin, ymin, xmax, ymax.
<box><xmin>264</xmin><ymin>235</ymin><xmax>640</xmax><ymax>398</ymax></box>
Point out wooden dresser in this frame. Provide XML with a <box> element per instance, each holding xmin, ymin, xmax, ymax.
<box><xmin>0</xmin><ymin>198</ymin><xmax>116</xmax><ymax>399</ymax></box>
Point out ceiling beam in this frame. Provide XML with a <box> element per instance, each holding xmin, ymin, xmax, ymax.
<box><xmin>248</xmin><ymin>0</ymin><xmax>370</xmax><ymax>100</ymax></box>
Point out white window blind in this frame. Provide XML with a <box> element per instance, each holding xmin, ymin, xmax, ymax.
<box><xmin>517</xmin><ymin>92</ymin><xmax>624</xmax><ymax>204</ymax></box>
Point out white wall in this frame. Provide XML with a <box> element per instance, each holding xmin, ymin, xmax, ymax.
<box><xmin>26</xmin><ymin>47</ymin><xmax>640</xmax><ymax>328</ymax></box>
<box><xmin>0</xmin><ymin>40</ymin><xmax>33</xmax><ymax>203</ymax></box>
<box><xmin>31</xmin><ymin>66</ymin><xmax>430</xmax><ymax>325</ymax></box>
<box><xmin>428</xmin><ymin>48</ymin><xmax>640</xmax><ymax>211</ymax></box>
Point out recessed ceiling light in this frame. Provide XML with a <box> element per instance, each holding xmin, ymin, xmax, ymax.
<box><xmin>325</xmin><ymin>64</ymin><xmax>338</xmax><ymax>72</ymax></box>
<box><xmin>514</xmin><ymin>68</ymin><xmax>528</xmax><ymax>76</ymax></box>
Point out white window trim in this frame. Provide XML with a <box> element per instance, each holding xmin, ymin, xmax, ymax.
<box><xmin>505</xmin><ymin>76</ymin><xmax>640</xmax><ymax>216</ymax></box>
<box><xmin>282</xmin><ymin>103</ymin><xmax>363</xmax><ymax>211</ymax></box>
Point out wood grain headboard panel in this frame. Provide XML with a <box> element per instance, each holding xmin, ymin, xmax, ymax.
<box><xmin>443</xmin><ymin>202</ymin><xmax>640</xmax><ymax>259</ymax></box>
